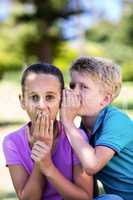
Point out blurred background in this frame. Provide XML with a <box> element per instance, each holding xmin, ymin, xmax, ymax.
<box><xmin>0</xmin><ymin>0</ymin><xmax>133</xmax><ymax>199</ymax></box>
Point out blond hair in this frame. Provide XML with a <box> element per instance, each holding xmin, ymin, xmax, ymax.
<box><xmin>70</xmin><ymin>56</ymin><xmax>122</xmax><ymax>100</ymax></box>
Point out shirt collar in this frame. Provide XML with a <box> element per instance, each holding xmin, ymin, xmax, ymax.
<box><xmin>92</xmin><ymin>106</ymin><xmax>109</xmax><ymax>134</ymax></box>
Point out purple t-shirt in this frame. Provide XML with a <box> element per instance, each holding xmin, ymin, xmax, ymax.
<box><xmin>3</xmin><ymin>121</ymin><xmax>88</xmax><ymax>200</ymax></box>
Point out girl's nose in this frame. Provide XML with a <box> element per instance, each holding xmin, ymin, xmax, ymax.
<box><xmin>38</xmin><ymin>98</ymin><xmax>47</xmax><ymax>110</ymax></box>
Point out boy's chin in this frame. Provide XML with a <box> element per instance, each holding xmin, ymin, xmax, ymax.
<box><xmin>78</xmin><ymin>109</ymin><xmax>88</xmax><ymax>116</ymax></box>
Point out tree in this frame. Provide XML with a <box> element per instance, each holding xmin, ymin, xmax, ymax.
<box><xmin>14</xmin><ymin>0</ymin><xmax>84</xmax><ymax>62</ymax></box>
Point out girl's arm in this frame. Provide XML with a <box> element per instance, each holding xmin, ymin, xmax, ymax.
<box><xmin>41</xmin><ymin>162</ymin><xmax>93</xmax><ymax>200</ymax></box>
<box><xmin>8</xmin><ymin>163</ymin><xmax>45</xmax><ymax>200</ymax></box>
<box><xmin>32</xmin><ymin>140</ymin><xmax>92</xmax><ymax>200</ymax></box>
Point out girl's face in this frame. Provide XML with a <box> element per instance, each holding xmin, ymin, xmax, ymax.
<box><xmin>20</xmin><ymin>73</ymin><xmax>61</xmax><ymax>123</ymax></box>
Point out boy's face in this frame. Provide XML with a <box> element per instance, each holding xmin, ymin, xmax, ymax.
<box><xmin>70</xmin><ymin>70</ymin><xmax>110</xmax><ymax>117</ymax></box>
<box><xmin>20</xmin><ymin>73</ymin><xmax>61</xmax><ymax>123</ymax></box>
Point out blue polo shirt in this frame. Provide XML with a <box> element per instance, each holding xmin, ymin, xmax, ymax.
<box><xmin>81</xmin><ymin>105</ymin><xmax>133</xmax><ymax>200</ymax></box>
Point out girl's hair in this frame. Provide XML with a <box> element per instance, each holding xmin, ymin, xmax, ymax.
<box><xmin>70</xmin><ymin>56</ymin><xmax>122</xmax><ymax>100</ymax></box>
<box><xmin>21</xmin><ymin>63</ymin><xmax>64</xmax><ymax>93</ymax></box>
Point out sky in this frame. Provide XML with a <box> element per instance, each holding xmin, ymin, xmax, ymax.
<box><xmin>0</xmin><ymin>0</ymin><xmax>11</xmax><ymax>21</ymax></box>
<box><xmin>0</xmin><ymin>0</ymin><xmax>123</xmax><ymax>38</ymax></box>
<box><xmin>62</xmin><ymin>0</ymin><xmax>123</xmax><ymax>39</ymax></box>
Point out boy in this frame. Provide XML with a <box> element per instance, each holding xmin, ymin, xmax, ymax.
<box><xmin>61</xmin><ymin>56</ymin><xmax>133</xmax><ymax>200</ymax></box>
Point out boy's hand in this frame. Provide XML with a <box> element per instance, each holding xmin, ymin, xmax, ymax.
<box><xmin>60</xmin><ymin>89</ymin><xmax>81</xmax><ymax>126</ymax></box>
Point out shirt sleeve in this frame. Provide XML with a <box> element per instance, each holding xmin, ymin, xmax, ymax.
<box><xmin>72</xmin><ymin>128</ymin><xmax>89</xmax><ymax>165</ymax></box>
<box><xmin>95</xmin><ymin>111</ymin><xmax>133</xmax><ymax>153</ymax></box>
<box><xmin>2</xmin><ymin>135</ymin><xmax>22</xmax><ymax>166</ymax></box>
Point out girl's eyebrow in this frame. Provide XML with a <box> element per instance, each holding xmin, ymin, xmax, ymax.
<box><xmin>27</xmin><ymin>91</ymin><xmax>58</xmax><ymax>95</ymax></box>
<box><xmin>46</xmin><ymin>91</ymin><xmax>58</xmax><ymax>95</ymax></box>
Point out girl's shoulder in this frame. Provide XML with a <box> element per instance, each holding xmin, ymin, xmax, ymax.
<box><xmin>3</xmin><ymin>123</ymin><xmax>28</xmax><ymax>148</ymax></box>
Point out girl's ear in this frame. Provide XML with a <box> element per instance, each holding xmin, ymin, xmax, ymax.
<box><xmin>19</xmin><ymin>94</ymin><xmax>25</xmax><ymax>110</ymax></box>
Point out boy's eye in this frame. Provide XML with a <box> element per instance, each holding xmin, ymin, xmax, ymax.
<box><xmin>46</xmin><ymin>95</ymin><xmax>55</xmax><ymax>101</ymax></box>
<box><xmin>80</xmin><ymin>84</ymin><xmax>88</xmax><ymax>89</ymax></box>
<box><xmin>69</xmin><ymin>82</ymin><xmax>76</xmax><ymax>89</ymax></box>
<box><xmin>31</xmin><ymin>95</ymin><xmax>40</xmax><ymax>102</ymax></box>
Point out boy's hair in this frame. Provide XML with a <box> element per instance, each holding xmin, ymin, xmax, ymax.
<box><xmin>70</xmin><ymin>56</ymin><xmax>122</xmax><ymax>100</ymax></box>
<box><xmin>21</xmin><ymin>63</ymin><xmax>64</xmax><ymax>94</ymax></box>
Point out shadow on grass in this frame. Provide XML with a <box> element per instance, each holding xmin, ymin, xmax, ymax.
<box><xmin>0</xmin><ymin>191</ymin><xmax>17</xmax><ymax>200</ymax></box>
<box><xmin>0</xmin><ymin>121</ymin><xmax>24</xmax><ymax>127</ymax></box>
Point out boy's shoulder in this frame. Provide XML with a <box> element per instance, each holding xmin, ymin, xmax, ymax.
<box><xmin>103</xmin><ymin>105</ymin><xmax>133</xmax><ymax>126</ymax></box>
<box><xmin>105</xmin><ymin>105</ymin><xmax>130</xmax><ymax>118</ymax></box>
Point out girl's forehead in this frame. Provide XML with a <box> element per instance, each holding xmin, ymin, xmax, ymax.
<box><xmin>26</xmin><ymin>72</ymin><xmax>58</xmax><ymax>81</ymax></box>
<box><xmin>24</xmin><ymin>73</ymin><xmax>61</xmax><ymax>92</ymax></box>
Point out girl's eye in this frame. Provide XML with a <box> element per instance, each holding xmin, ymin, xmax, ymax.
<box><xmin>31</xmin><ymin>95</ymin><xmax>40</xmax><ymax>102</ymax></box>
<box><xmin>69</xmin><ymin>82</ymin><xmax>75</xmax><ymax>89</ymax></box>
<box><xmin>46</xmin><ymin>95</ymin><xmax>55</xmax><ymax>101</ymax></box>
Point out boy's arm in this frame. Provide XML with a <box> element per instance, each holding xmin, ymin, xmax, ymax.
<box><xmin>63</xmin><ymin>124</ymin><xmax>115</xmax><ymax>175</ymax></box>
<box><xmin>8</xmin><ymin>164</ymin><xmax>45</xmax><ymax>200</ymax></box>
<box><xmin>61</xmin><ymin>89</ymin><xmax>115</xmax><ymax>175</ymax></box>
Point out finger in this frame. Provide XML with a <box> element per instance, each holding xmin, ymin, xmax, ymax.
<box><xmin>39</xmin><ymin>112</ymin><xmax>45</xmax><ymax>139</ymax></box>
<box><xmin>62</xmin><ymin>89</ymin><xmax>67</xmax><ymax>106</ymax></box>
<box><xmin>49</xmin><ymin>119</ymin><xmax>54</xmax><ymax>140</ymax></box>
<box><xmin>31</xmin><ymin>153</ymin><xmax>38</xmax><ymax>162</ymax></box>
<box><xmin>33</xmin><ymin>110</ymin><xmax>40</xmax><ymax>139</ymax></box>
<box><xmin>73</xmin><ymin>93</ymin><xmax>81</xmax><ymax>107</ymax></box>
<box><xmin>66</xmin><ymin>90</ymin><xmax>70</xmax><ymax>107</ymax></box>
<box><xmin>32</xmin><ymin>142</ymin><xmax>44</xmax><ymax>152</ymax></box>
<box><xmin>69</xmin><ymin>92</ymin><xmax>75</xmax><ymax>107</ymax></box>
<box><xmin>33</xmin><ymin>140</ymin><xmax>47</xmax><ymax>148</ymax></box>
<box><xmin>44</xmin><ymin>114</ymin><xmax>49</xmax><ymax>137</ymax></box>
<box><xmin>31</xmin><ymin>152</ymin><xmax>44</xmax><ymax>162</ymax></box>
<box><xmin>33</xmin><ymin>108</ymin><xmax>38</xmax><ymax>127</ymax></box>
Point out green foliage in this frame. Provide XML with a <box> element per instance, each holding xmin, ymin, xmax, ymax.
<box><xmin>0</xmin><ymin>25</ymin><xmax>24</xmax><ymax>78</ymax></box>
<box><xmin>122</xmin><ymin>61</ymin><xmax>133</xmax><ymax>81</ymax></box>
<box><xmin>0</xmin><ymin>0</ymin><xmax>84</xmax><ymax>79</ymax></box>
<box><xmin>116</xmin><ymin>8</ymin><xmax>133</xmax><ymax>47</ymax></box>
<box><xmin>102</xmin><ymin>42</ymin><xmax>133</xmax><ymax>63</ymax></box>
<box><xmin>85</xmin><ymin>9</ymin><xmax>133</xmax><ymax>82</ymax></box>
<box><xmin>13</xmin><ymin>0</ymin><xmax>83</xmax><ymax>62</ymax></box>
<box><xmin>85</xmin><ymin>21</ymin><xmax>115</xmax><ymax>43</ymax></box>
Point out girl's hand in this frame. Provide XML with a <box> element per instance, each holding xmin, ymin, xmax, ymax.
<box><xmin>32</xmin><ymin>111</ymin><xmax>53</xmax><ymax>146</ymax></box>
<box><xmin>31</xmin><ymin>119</ymin><xmax>54</xmax><ymax>174</ymax></box>
<box><xmin>60</xmin><ymin>89</ymin><xmax>81</xmax><ymax>126</ymax></box>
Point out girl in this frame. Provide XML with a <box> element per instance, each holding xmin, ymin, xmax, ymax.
<box><xmin>3</xmin><ymin>63</ymin><xmax>93</xmax><ymax>200</ymax></box>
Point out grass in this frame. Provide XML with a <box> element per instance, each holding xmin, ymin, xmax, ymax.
<box><xmin>0</xmin><ymin>191</ymin><xmax>17</xmax><ymax>200</ymax></box>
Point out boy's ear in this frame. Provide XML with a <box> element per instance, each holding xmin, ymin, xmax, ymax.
<box><xmin>101</xmin><ymin>93</ymin><xmax>112</xmax><ymax>107</ymax></box>
<box><xmin>19</xmin><ymin>94</ymin><xmax>25</xmax><ymax>110</ymax></box>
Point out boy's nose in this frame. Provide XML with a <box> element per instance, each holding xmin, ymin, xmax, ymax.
<box><xmin>73</xmin><ymin>85</ymin><xmax>80</xmax><ymax>95</ymax></box>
